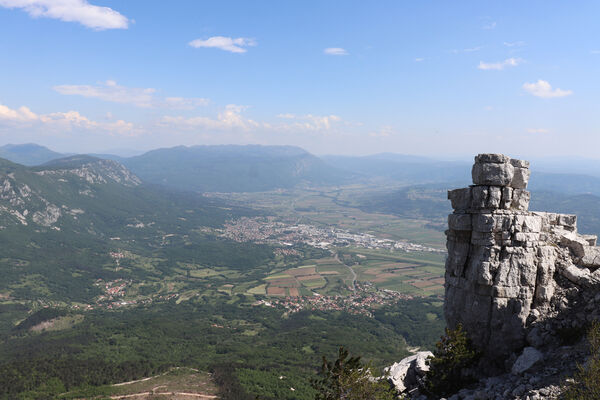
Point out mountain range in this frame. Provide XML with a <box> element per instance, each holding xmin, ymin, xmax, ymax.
<box><xmin>4</xmin><ymin>143</ymin><xmax>600</xmax><ymax>197</ymax></box>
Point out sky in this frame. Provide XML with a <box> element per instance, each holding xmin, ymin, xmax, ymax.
<box><xmin>0</xmin><ymin>1</ymin><xmax>599</xmax><ymax>158</ymax></box>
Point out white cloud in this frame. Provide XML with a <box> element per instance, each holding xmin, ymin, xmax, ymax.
<box><xmin>54</xmin><ymin>80</ymin><xmax>154</xmax><ymax>107</ymax></box>
<box><xmin>0</xmin><ymin>103</ymin><xmax>138</xmax><ymax>135</ymax></box>
<box><xmin>504</xmin><ymin>41</ymin><xmax>526</xmax><ymax>47</ymax></box>
<box><xmin>450</xmin><ymin>46</ymin><xmax>482</xmax><ymax>54</ymax></box>
<box><xmin>483</xmin><ymin>21</ymin><xmax>497</xmax><ymax>30</ymax></box>
<box><xmin>324</xmin><ymin>47</ymin><xmax>349</xmax><ymax>56</ymax></box>
<box><xmin>368</xmin><ymin>126</ymin><xmax>394</xmax><ymax>137</ymax></box>
<box><xmin>0</xmin><ymin>104</ymin><xmax>37</xmax><ymax>122</ymax></box>
<box><xmin>53</xmin><ymin>80</ymin><xmax>209</xmax><ymax>109</ymax></box>
<box><xmin>188</xmin><ymin>36</ymin><xmax>256</xmax><ymax>53</ymax></box>
<box><xmin>160</xmin><ymin>105</ymin><xmax>259</xmax><ymax>131</ymax></box>
<box><xmin>277</xmin><ymin>113</ymin><xmax>342</xmax><ymax>131</ymax></box>
<box><xmin>160</xmin><ymin>108</ymin><xmax>344</xmax><ymax>135</ymax></box>
<box><xmin>527</xmin><ymin>128</ymin><xmax>549</xmax><ymax>134</ymax></box>
<box><xmin>478</xmin><ymin>57</ymin><xmax>522</xmax><ymax>70</ymax></box>
<box><xmin>0</xmin><ymin>0</ymin><xmax>129</xmax><ymax>30</ymax></box>
<box><xmin>163</xmin><ymin>97</ymin><xmax>210</xmax><ymax>109</ymax></box>
<box><xmin>523</xmin><ymin>80</ymin><xmax>573</xmax><ymax>98</ymax></box>
<box><xmin>414</xmin><ymin>57</ymin><xmax>425</xmax><ymax>62</ymax></box>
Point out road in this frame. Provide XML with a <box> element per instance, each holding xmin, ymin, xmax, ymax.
<box><xmin>334</xmin><ymin>252</ymin><xmax>357</xmax><ymax>291</ymax></box>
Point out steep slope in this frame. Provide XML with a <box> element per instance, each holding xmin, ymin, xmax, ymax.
<box><xmin>0</xmin><ymin>156</ymin><xmax>266</xmax><ymax>304</ymax></box>
<box><xmin>0</xmin><ymin>143</ymin><xmax>65</xmax><ymax>166</ymax></box>
<box><xmin>122</xmin><ymin>145</ymin><xmax>349</xmax><ymax>192</ymax></box>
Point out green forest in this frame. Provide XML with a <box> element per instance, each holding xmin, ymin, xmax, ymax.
<box><xmin>0</xmin><ymin>295</ymin><xmax>444</xmax><ymax>399</ymax></box>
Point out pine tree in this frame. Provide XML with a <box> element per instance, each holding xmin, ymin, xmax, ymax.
<box><xmin>312</xmin><ymin>347</ymin><xmax>397</xmax><ymax>400</ymax></box>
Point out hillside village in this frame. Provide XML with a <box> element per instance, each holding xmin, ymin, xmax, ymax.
<box><xmin>255</xmin><ymin>282</ymin><xmax>420</xmax><ymax>317</ymax></box>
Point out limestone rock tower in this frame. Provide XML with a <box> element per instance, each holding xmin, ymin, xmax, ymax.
<box><xmin>444</xmin><ymin>154</ymin><xmax>600</xmax><ymax>365</ymax></box>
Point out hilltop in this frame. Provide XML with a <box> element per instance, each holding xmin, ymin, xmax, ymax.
<box><xmin>0</xmin><ymin>143</ymin><xmax>66</xmax><ymax>166</ymax></box>
<box><xmin>121</xmin><ymin>144</ymin><xmax>350</xmax><ymax>192</ymax></box>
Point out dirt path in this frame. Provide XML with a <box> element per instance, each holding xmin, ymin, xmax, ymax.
<box><xmin>112</xmin><ymin>376</ymin><xmax>157</xmax><ymax>387</ymax></box>
<box><xmin>110</xmin><ymin>393</ymin><xmax>217</xmax><ymax>399</ymax></box>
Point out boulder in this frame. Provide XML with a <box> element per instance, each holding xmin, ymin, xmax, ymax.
<box><xmin>475</xmin><ymin>154</ymin><xmax>511</xmax><ymax>164</ymax></box>
<box><xmin>472</xmin><ymin>162</ymin><xmax>514</xmax><ymax>186</ymax></box>
<box><xmin>581</xmin><ymin>246</ymin><xmax>600</xmax><ymax>267</ymax></box>
<box><xmin>448</xmin><ymin>187</ymin><xmax>472</xmax><ymax>211</ymax></box>
<box><xmin>510</xmin><ymin>167</ymin><xmax>530</xmax><ymax>189</ymax></box>
<box><xmin>511</xmin><ymin>347</ymin><xmax>543</xmax><ymax>374</ymax></box>
<box><xmin>385</xmin><ymin>351</ymin><xmax>433</xmax><ymax>393</ymax></box>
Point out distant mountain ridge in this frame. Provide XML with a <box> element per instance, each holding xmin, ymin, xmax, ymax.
<box><xmin>121</xmin><ymin>144</ymin><xmax>350</xmax><ymax>192</ymax></box>
<box><xmin>6</xmin><ymin>143</ymin><xmax>600</xmax><ymax>196</ymax></box>
<box><xmin>0</xmin><ymin>143</ymin><xmax>66</xmax><ymax>166</ymax></box>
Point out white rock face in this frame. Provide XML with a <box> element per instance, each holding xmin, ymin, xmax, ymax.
<box><xmin>32</xmin><ymin>204</ymin><xmax>61</xmax><ymax>226</ymax></box>
<box><xmin>445</xmin><ymin>153</ymin><xmax>600</xmax><ymax>365</ymax></box>
<box><xmin>385</xmin><ymin>351</ymin><xmax>433</xmax><ymax>393</ymax></box>
<box><xmin>511</xmin><ymin>347</ymin><xmax>543</xmax><ymax>374</ymax></box>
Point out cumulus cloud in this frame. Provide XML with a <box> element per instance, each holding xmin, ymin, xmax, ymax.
<box><xmin>0</xmin><ymin>104</ymin><xmax>37</xmax><ymax>122</ymax></box>
<box><xmin>323</xmin><ymin>47</ymin><xmax>349</xmax><ymax>56</ymax></box>
<box><xmin>523</xmin><ymin>80</ymin><xmax>573</xmax><ymax>98</ymax></box>
<box><xmin>160</xmin><ymin>105</ymin><xmax>259</xmax><ymax>131</ymax></box>
<box><xmin>0</xmin><ymin>103</ymin><xmax>138</xmax><ymax>135</ymax></box>
<box><xmin>54</xmin><ymin>80</ymin><xmax>154</xmax><ymax>107</ymax></box>
<box><xmin>188</xmin><ymin>36</ymin><xmax>256</xmax><ymax>53</ymax></box>
<box><xmin>277</xmin><ymin>113</ymin><xmax>342</xmax><ymax>131</ymax></box>
<box><xmin>0</xmin><ymin>0</ymin><xmax>129</xmax><ymax>30</ymax></box>
<box><xmin>159</xmin><ymin>108</ymin><xmax>344</xmax><ymax>135</ymax></box>
<box><xmin>478</xmin><ymin>57</ymin><xmax>522</xmax><ymax>70</ymax></box>
<box><xmin>53</xmin><ymin>80</ymin><xmax>209</xmax><ymax>109</ymax></box>
<box><xmin>527</xmin><ymin>128</ymin><xmax>549</xmax><ymax>134</ymax></box>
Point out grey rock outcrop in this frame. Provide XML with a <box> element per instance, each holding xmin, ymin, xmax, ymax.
<box><xmin>391</xmin><ymin>154</ymin><xmax>600</xmax><ymax>399</ymax></box>
<box><xmin>385</xmin><ymin>351</ymin><xmax>433</xmax><ymax>394</ymax></box>
<box><xmin>445</xmin><ymin>153</ymin><xmax>600</xmax><ymax>368</ymax></box>
<box><xmin>511</xmin><ymin>347</ymin><xmax>543</xmax><ymax>375</ymax></box>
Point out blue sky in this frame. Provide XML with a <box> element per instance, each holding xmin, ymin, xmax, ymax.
<box><xmin>0</xmin><ymin>1</ymin><xmax>598</xmax><ymax>157</ymax></box>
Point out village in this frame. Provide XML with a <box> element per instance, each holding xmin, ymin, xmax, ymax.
<box><xmin>254</xmin><ymin>282</ymin><xmax>423</xmax><ymax>318</ymax></box>
<box><xmin>220</xmin><ymin>216</ymin><xmax>444</xmax><ymax>253</ymax></box>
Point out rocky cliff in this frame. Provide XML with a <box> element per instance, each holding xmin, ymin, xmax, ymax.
<box><xmin>445</xmin><ymin>154</ymin><xmax>600</xmax><ymax>368</ymax></box>
<box><xmin>390</xmin><ymin>153</ymin><xmax>600</xmax><ymax>399</ymax></box>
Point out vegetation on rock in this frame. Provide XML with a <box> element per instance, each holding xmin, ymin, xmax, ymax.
<box><xmin>563</xmin><ymin>321</ymin><xmax>600</xmax><ymax>400</ymax></box>
<box><xmin>424</xmin><ymin>324</ymin><xmax>479</xmax><ymax>397</ymax></box>
<box><xmin>312</xmin><ymin>347</ymin><xmax>397</xmax><ymax>400</ymax></box>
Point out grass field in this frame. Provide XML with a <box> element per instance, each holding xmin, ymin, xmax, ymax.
<box><xmin>250</xmin><ymin>248</ymin><xmax>445</xmax><ymax>298</ymax></box>
<box><xmin>349</xmin><ymin>248</ymin><xmax>445</xmax><ymax>295</ymax></box>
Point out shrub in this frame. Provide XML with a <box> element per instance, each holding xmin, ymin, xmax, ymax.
<box><xmin>562</xmin><ymin>321</ymin><xmax>600</xmax><ymax>400</ymax></box>
<box><xmin>312</xmin><ymin>347</ymin><xmax>397</xmax><ymax>400</ymax></box>
<box><xmin>424</xmin><ymin>323</ymin><xmax>479</xmax><ymax>397</ymax></box>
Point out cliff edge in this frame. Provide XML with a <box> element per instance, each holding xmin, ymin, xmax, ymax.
<box><xmin>390</xmin><ymin>153</ymin><xmax>600</xmax><ymax>399</ymax></box>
